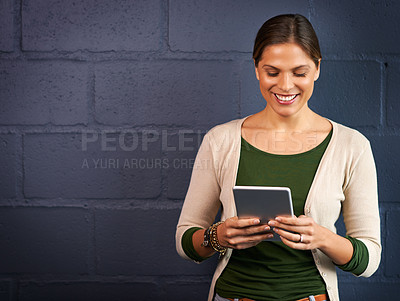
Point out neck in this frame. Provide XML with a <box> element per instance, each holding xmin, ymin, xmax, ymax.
<box><xmin>260</xmin><ymin>105</ymin><xmax>316</xmax><ymax>131</ymax></box>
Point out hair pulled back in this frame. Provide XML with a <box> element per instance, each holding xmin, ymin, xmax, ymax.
<box><xmin>253</xmin><ymin>14</ymin><xmax>321</xmax><ymax>68</ymax></box>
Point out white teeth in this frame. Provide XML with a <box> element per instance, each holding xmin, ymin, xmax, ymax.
<box><xmin>275</xmin><ymin>94</ymin><xmax>297</xmax><ymax>101</ymax></box>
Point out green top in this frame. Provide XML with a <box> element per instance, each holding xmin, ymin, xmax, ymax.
<box><xmin>182</xmin><ymin>129</ymin><xmax>368</xmax><ymax>300</ymax></box>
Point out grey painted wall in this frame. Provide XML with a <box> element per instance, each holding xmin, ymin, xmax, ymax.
<box><xmin>0</xmin><ymin>0</ymin><xmax>399</xmax><ymax>300</ymax></box>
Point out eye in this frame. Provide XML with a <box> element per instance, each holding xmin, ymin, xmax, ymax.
<box><xmin>294</xmin><ymin>73</ymin><xmax>306</xmax><ymax>77</ymax></box>
<box><xmin>267</xmin><ymin>72</ymin><xmax>279</xmax><ymax>77</ymax></box>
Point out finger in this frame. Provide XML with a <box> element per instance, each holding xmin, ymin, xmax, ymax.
<box><xmin>274</xmin><ymin>227</ymin><xmax>305</xmax><ymax>243</ymax></box>
<box><xmin>276</xmin><ymin>215</ymin><xmax>314</xmax><ymax>225</ymax></box>
<box><xmin>242</xmin><ymin>224</ymin><xmax>271</xmax><ymax>235</ymax></box>
<box><xmin>280</xmin><ymin>236</ymin><xmax>307</xmax><ymax>250</ymax></box>
<box><xmin>228</xmin><ymin>216</ymin><xmax>262</xmax><ymax>228</ymax></box>
<box><xmin>268</xmin><ymin>218</ymin><xmax>312</xmax><ymax>234</ymax></box>
<box><xmin>226</xmin><ymin>233</ymin><xmax>274</xmax><ymax>248</ymax></box>
<box><xmin>270</xmin><ymin>223</ymin><xmax>310</xmax><ymax>235</ymax></box>
<box><xmin>227</xmin><ymin>232</ymin><xmax>273</xmax><ymax>246</ymax></box>
<box><xmin>224</xmin><ymin>224</ymin><xmax>271</xmax><ymax>239</ymax></box>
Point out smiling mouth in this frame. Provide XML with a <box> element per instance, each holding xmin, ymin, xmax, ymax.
<box><xmin>274</xmin><ymin>93</ymin><xmax>299</xmax><ymax>102</ymax></box>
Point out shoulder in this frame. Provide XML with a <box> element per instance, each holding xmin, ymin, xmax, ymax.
<box><xmin>204</xmin><ymin>117</ymin><xmax>245</xmax><ymax>143</ymax></box>
<box><xmin>197</xmin><ymin>117</ymin><xmax>245</xmax><ymax>159</ymax></box>
<box><xmin>331</xmin><ymin>120</ymin><xmax>370</xmax><ymax>149</ymax></box>
<box><xmin>207</xmin><ymin>118</ymin><xmax>244</xmax><ymax>136</ymax></box>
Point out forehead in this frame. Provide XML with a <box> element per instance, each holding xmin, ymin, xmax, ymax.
<box><xmin>260</xmin><ymin>43</ymin><xmax>314</xmax><ymax>67</ymax></box>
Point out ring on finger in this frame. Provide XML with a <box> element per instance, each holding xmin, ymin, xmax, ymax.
<box><xmin>298</xmin><ymin>234</ymin><xmax>303</xmax><ymax>243</ymax></box>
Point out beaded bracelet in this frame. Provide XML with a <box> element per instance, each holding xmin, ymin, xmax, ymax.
<box><xmin>209</xmin><ymin>221</ymin><xmax>227</xmax><ymax>256</ymax></box>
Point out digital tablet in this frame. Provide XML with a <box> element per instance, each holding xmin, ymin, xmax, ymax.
<box><xmin>233</xmin><ymin>185</ymin><xmax>294</xmax><ymax>241</ymax></box>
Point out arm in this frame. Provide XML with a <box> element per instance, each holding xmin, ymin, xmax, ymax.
<box><xmin>340</xmin><ymin>140</ymin><xmax>381</xmax><ymax>276</ymax></box>
<box><xmin>269</xmin><ymin>140</ymin><xmax>381</xmax><ymax>275</ymax></box>
<box><xmin>175</xmin><ymin>133</ymin><xmax>221</xmax><ymax>261</ymax></box>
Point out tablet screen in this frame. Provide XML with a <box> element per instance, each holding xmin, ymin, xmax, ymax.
<box><xmin>233</xmin><ymin>186</ymin><xmax>294</xmax><ymax>241</ymax></box>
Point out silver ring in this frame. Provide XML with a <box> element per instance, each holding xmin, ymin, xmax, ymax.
<box><xmin>298</xmin><ymin>234</ymin><xmax>303</xmax><ymax>243</ymax></box>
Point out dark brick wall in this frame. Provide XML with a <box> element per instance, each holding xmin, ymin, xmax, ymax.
<box><xmin>0</xmin><ymin>1</ymin><xmax>399</xmax><ymax>300</ymax></box>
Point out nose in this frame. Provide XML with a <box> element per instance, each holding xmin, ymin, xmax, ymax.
<box><xmin>277</xmin><ymin>73</ymin><xmax>294</xmax><ymax>92</ymax></box>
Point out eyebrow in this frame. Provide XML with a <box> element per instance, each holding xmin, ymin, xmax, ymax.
<box><xmin>262</xmin><ymin>64</ymin><xmax>311</xmax><ymax>71</ymax></box>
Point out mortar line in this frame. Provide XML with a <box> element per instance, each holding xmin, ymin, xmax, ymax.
<box><xmin>89</xmin><ymin>203</ymin><xmax>97</xmax><ymax>276</ymax></box>
<box><xmin>16</xmin><ymin>0</ymin><xmax>23</xmax><ymax>54</ymax></box>
<box><xmin>88</xmin><ymin>62</ymin><xmax>96</xmax><ymax>126</ymax></box>
<box><xmin>380</xmin><ymin>61</ymin><xmax>387</xmax><ymax>132</ymax></box>
<box><xmin>308</xmin><ymin>0</ymin><xmax>314</xmax><ymax>21</ymax></box>
<box><xmin>163</xmin><ymin>0</ymin><xmax>171</xmax><ymax>52</ymax></box>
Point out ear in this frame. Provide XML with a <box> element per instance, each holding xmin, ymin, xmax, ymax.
<box><xmin>314</xmin><ymin>59</ymin><xmax>321</xmax><ymax>81</ymax></box>
<box><xmin>254</xmin><ymin>60</ymin><xmax>260</xmax><ymax>80</ymax></box>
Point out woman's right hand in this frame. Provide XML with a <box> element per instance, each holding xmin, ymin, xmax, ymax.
<box><xmin>217</xmin><ymin>217</ymin><xmax>273</xmax><ymax>249</ymax></box>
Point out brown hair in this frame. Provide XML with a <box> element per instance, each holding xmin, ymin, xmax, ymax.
<box><xmin>253</xmin><ymin>14</ymin><xmax>321</xmax><ymax>68</ymax></box>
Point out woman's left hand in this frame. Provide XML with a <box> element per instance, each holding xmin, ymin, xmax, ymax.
<box><xmin>268</xmin><ymin>215</ymin><xmax>328</xmax><ymax>250</ymax></box>
<box><xmin>269</xmin><ymin>215</ymin><xmax>354</xmax><ymax>265</ymax></box>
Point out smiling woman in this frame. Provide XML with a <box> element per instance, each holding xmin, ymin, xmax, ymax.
<box><xmin>245</xmin><ymin>41</ymin><xmax>329</xmax><ymax>155</ymax></box>
<box><xmin>254</xmin><ymin>43</ymin><xmax>320</xmax><ymax>124</ymax></box>
<box><xmin>176</xmin><ymin>14</ymin><xmax>381</xmax><ymax>301</ymax></box>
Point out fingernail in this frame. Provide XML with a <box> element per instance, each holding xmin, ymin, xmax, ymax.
<box><xmin>264</xmin><ymin>226</ymin><xmax>270</xmax><ymax>231</ymax></box>
<box><xmin>267</xmin><ymin>234</ymin><xmax>274</xmax><ymax>238</ymax></box>
<box><xmin>253</xmin><ymin>219</ymin><xmax>260</xmax><ymax>224</ymax></box>
<box><xmin>268</xmin><ymin>221</ymin><xmax>276</xmax><ymax>226</ymax></box>
<box><xmin>275</xmin><ymin>217</ymin><xmax>282</xmax><ymax>221</ymax></box>
<box><xmin>273</xmin><ymin>228</ymin><xmax>279</xmax><ymax>232</ymax></box>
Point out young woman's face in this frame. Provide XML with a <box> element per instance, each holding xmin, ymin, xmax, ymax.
<box><xmin>255</xmin><ymin>42</ymin><xmax>320</xmax><ymax>119</ymax></box>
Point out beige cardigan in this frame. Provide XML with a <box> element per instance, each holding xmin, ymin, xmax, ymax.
<box><xmin>176</xmin><ymin>117</ymin><xmax>381</xmax><ymax>301</ymax></box>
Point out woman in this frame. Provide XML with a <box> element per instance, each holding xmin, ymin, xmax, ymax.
<box><xmin>176</xmin><ymin>14</ymin><xmax>381</xmax><ymax>301</ymax></box>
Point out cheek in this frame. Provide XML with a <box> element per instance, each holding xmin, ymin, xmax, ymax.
<box><xmin>259</xmin><ymin>78</ymin><xmax>275</xmax><ymax>89</ymax></box>
<box><xmin>297</xmin><ymin>78</ymin><xmax>315</xmax><ymax>91</ymax></box>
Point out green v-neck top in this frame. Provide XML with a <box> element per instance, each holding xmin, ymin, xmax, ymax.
<box><xmin>181</xmin><ymin>128</ymin><xmax>368</xmax><ymax>300</ymax></box>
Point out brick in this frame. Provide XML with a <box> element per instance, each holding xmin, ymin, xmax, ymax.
<box><xmin>0</xmin><ymin>0</ymin><xmax>14</xmax><ymax>51</ymax></box>
<box><xmin>387</xmin><ymin>62</ymin><xmax>400</xmax><ymax>127</ymax></box>
<box><xmin>169</xmin><ymin>0</ymin><xmax>308</xmax><ymax>52</ymax></box>
<box><xmin>385</xmin><ymin>210</ymin><xmax>400</xmax><ymax>276</ymax></box>
<box><xmin>0</xmin><ymin>61</ymin><xmax>88</xmax><ymax>125</ymax></box>
<box><xmin>338</xmin><ymin>281</ymin><xmax>400</xmax><ymax>300</ymax></box>
<box><xmin>22</xmin><ymin>0</ymin><xmax>161</xmax><ymax>52</ymax></box>
<box><xmin>166</xmin><ymin>132</ymin><xmax>204</xmax><ymax>199</ymax></box>
<box><xmin>312</xmin><ymin>1</ymin><xmax>400</xmax><ymax>55</ymax></box>
<box><xmin>162</xmin><ymin>281</ymin><xmax>211</xmax><ymax>301</ymax></box>
<box><xmin>95</xmin><ymin>208</ymin><xmax>218</xmax><ymax>276</ymax></box>
<box><xmin>24</xmin><ymin>132</ymin><xmax>161</xmax><ymax>199</ymax></box>
<box><xmin>0</xmin><ymin>135</ymin><xmax>16</xmax><ymax>198</ymax></box>
<box><xmin>19</xmin><ymin>281</ymin><xmax>160</xmax><ymax>301</ymax></box>
<box><xmin>309</xmin><ymin>61</ymin><xmax>380</xmax><ymax>127</ymax></box>
<box><xmin>94</xmin><ymin>61</ymin><xmax>238</xmax><ymax>126</ymax></box>
<box><xmin>0</xmin><ymin>280</ymin><xmax>11</xmax><ymax>300</ymax></box>
<box><xmin>0</xmin><ymin>207</ymin><xmax>89</xmax><ymax>274</ymax></box>
<box><xmin>240</xmin><ymin>60</ymin><xmax>267</xmax><ymax>117</ymax></box>
<box><xmin>368</xmin><ymin>136</ymin><xmax>400</xmax><ymax>203</ymax></box>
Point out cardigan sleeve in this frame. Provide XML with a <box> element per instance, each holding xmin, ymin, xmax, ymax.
<box><xmin>175</xmin><ymin>132</ymin><xmax>222</xmax><ymax>261</ymax></box>
<box><xmin>336</xmin><ymin>235</ymin><xmax>369</xmax><ymax>276</ymax></box>
<box><xmin>342</xmin><ymin>139</ymin><xmax>381</xmax><ymax>277</ymax></box>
